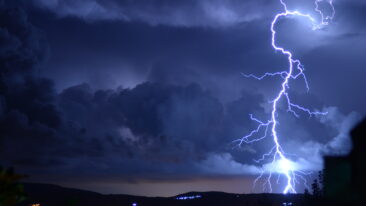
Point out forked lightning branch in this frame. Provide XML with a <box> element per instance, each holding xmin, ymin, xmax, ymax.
<box><xmin>234</xmin><ymin>0</ymin><xmax>335</xmax><ymax>194</ymax></box>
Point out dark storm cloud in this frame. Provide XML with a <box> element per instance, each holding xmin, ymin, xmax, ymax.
<box><xmin>31</xmin><ymin>0</ymin><xmax>277</xmax><ymax>27</ymax></box>
<box><xmin>26</xmin><ymin>8</ymin><xmax>274</xmax><ymax>92</ymax></box>
<box><xmin>0</xmin><ymin>3</ymin><xmax>263</xmax><ymax>177</ymax></box>
<box><xmin>58</xmin><ymin>81</ymin><xmax>225</xmax><ymax>159</ymax></box>
<box><xmin>0</xmin><ymin>1</ymin><xmax>61</xmax><ymax>168</ymax></box>
<box><xmin>54</xmin><ymin>82</ymin><xmax>229</xmax><ymax>176</ymax></box>
<box><xmin>26</xmin><ymin>0</ymin><xmax>366</xmax><ymax>105</ymax></box>
<box><xmin>30</xmin><ymin>0</ymin><xmax>366</xmax><ymax>29</ymax></box>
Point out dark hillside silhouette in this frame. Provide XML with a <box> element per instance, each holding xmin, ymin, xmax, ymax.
<box><xmin>17</xmin><ymin>183</ymin><xmax>312</xmax><ymax>206</ymax></box>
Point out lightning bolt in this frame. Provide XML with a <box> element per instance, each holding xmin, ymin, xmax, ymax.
<box><xmin>234</xmin><ymin>0</ymin><xmax>335</xmax><ymax>194</ymax></box>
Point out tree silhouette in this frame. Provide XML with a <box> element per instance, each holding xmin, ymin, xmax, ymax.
<box><xmin>318</xmin><ymin>170</ymin><xmax>324</xmax><ymax>196</ymax></box>
<box><xmin>311</xmin><ymin>178</ymin><xmax>321</xmax><ymax>197</ymax></box>
<box><xmin>0</xmin><ymin>167</ymin><xmax>26</xmax><ymax>206</ymax></box>
<box><xmin>311</xmin><ymin>170</ymin><xmax>325</xmax><ymax>198</ymax></box>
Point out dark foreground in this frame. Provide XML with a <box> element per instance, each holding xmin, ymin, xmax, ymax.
<box><xmin>16</xmin><ymin>183</ymin><xmax>354</xmax><ymax>206</ymax></box>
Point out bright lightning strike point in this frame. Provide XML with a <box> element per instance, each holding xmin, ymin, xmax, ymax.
<box><xmin>235</xmin><ymin>0</ymin><xmax>335</xmax><ymax>194</ymax></box>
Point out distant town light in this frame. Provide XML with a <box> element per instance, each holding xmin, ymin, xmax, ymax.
<box><xmin>31</xmin><ymin>204</ymin><xmax>40</xmax><ymax>206</ymax></box>
<box><xmin>176</xmin><ymin>195</ymin><xmax>202</xmax><ymax>200</ymax></box>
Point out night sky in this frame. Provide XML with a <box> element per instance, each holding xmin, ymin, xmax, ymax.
<box><xmin>1</xmin><ymin>0</ymin><xmax>366</xmax><ymax>197</ymax></box>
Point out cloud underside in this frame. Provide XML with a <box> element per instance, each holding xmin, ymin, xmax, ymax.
<box><xmin>31</xmin><ymin>0</ymin><xmax>276</xmax><ymax>27</ymax></box>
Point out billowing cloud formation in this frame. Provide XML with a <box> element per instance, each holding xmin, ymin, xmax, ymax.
<box><xmin>31</xmin><ymin>0</ymin><xmax>277</xmax><ymax>27</ymax></box>
<box><xmin>1</xmin><ymin>0</ymin><xmax>366</xmax><ymax>195</ymax></box>
<box><xmin>29</xmin><ymin>0</ymin><xmax>366</xmax><ymax>29</ymax></box>
<box><xmin>320</xmin><ymin>107</ymin><xmax>361</xmax><ymax>154</ymax></box>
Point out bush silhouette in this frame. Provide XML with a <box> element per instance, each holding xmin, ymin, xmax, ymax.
<box><xmin>0</xmin><ymin>167</ymin><xmax>26</xmax><ymax>206</ymax></box>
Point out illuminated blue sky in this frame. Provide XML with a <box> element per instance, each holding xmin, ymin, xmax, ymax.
<box><xmin>0</xmin><ymin>0</ymin><xmax>365</xmax><ymax>196</ymax></box>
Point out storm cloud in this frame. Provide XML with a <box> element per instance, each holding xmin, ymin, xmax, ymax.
<box><xmin>1</xmin><ymin>0</ymin><xmax>365</xmax><ymax>195</ymax></box>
